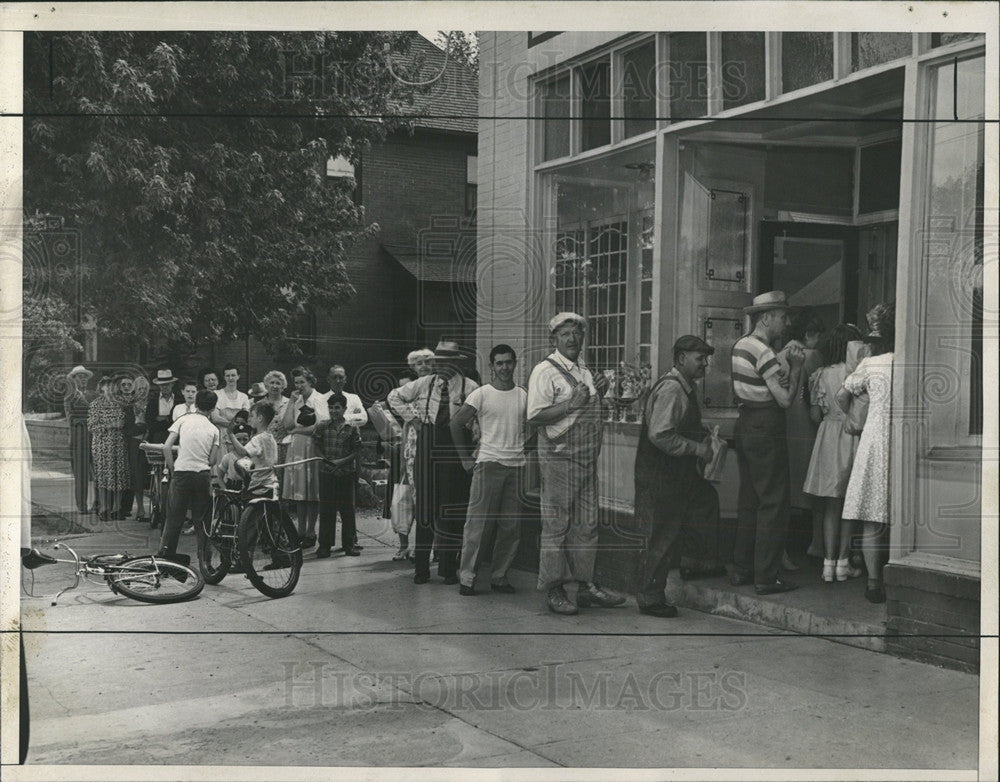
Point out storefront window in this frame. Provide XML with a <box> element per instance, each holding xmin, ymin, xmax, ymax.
<box><xmin>851</xmin><ymin>33</ymin><xmax>912</xmax><ymax>71</ymax></box>
<box><xmin>721</xmin><ymin>32</ymin><xmax>765</xmax><ymax>110</ymax></box>
<box><xmin>549</xmin><ymin>145</ymin><xmax>656</xmax><ymax>373</ymax></box>
<box><xmin>622</xmin><ymin>40</ymin><xmax>657</xmax><ymax>138</ymax></box>
<box><xmin>579</xmin><ymin>58</ymin><xmax>612</xmax><ymax>151</ymax></box>
<box><xmin>668</xmin><ymin>32</ymin><xmax>708</xmax><ymax>122</ymax></box>
<box><xmin>541</xmin><ymin>75</ymin><xmax>571</xmax><ymax>161</ymax></box>
<box><xmin>922</xmin><ymin>54</ymin><xmax>984</xmax><ymax>441</ymax></box>
<box><xmin>782</xmin><ymin>32</ymin><xmax>833</xmax><ymax>92</ymax></box>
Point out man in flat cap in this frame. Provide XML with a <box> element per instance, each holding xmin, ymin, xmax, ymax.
<box><xmin>731</xmin><ymin>291</ymin><xmax>805</xmax><ymax>595</ymax></box>
<box><xmin>634</xmin><ymin>335</ymin><xmax>724</xmax><ymax>618</ymax></box>
<box><xmin>527</xmin><ymin>312</ymin><xmax>624</xmax><ymax>615</ymax></box>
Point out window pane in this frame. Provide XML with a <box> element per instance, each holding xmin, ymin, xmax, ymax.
<box><xmin>721</xmin><ymin>32</ymin><xmax>765</xmax><ymax>110</ymax></box>
<box><xmin>931</xmin><ymin>33</ymin><xmax>985</xmax><ymax>48</ymax></box>
<box><xmin>668</xmin><ymin>33</ymin><xmax>708</xmax><ymax>121</ymax></box>
<box><xmin>542</xmin><ymin>75</ymin><xmax>571</xmax><ymax>160</ymax></box>
<box><xmin>923</xmin><ymin>56</ymin><xmax>985</xmax><ymax>440</ymax></box>
<box><xmin>782</xmin><ymin>32</ymin><xmax>833</xmax><ymax>92</ymax></box>
<box><xmin>623</xmin><ymin>40</ymin><xmax>657</xmax><ymax>138</ymax></box>
<box><xmin>851</xmin><ymin>33</ymin><xmax>912</xmax><ymax>71</ymax></box>
<box><xmin>858</xmin><ymin>139</ymin><xmax>902</xmax><ymax>213</ymax></box>
<box><xmin>579</xmin><ymin>59</ymin><xmax>611</xmax><ymax>151</ymax></box>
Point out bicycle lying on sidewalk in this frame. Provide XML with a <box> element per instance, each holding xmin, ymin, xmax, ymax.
<box><xmin>197</xmin><ymin>458</ymin><xmax>312</xmax><ymax>598</ymax></box>
<box><xmin>21</xmin><ymin>543</ymin><xmax>205</xmax><ymax>605</ymax></box>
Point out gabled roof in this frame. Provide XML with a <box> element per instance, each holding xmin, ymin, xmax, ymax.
<box><xmin>391</xmin><ymin>33</ymin><xmax>478</xmax><ymax>136</ymax></box>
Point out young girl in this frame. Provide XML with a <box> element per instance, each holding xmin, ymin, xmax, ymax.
<box><xmin>802</xmin><ymin>323</ymin><xmax>863</xmax><ymax>583</ymax></box>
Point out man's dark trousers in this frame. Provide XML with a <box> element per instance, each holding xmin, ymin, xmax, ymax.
<box><xmin>414</xmin><ymin>421</ymin><xmax>471</xmax><ymax>580</ymax></box>
<box><xmin>733</xmin><ymin>405</ymin><xmax>790</xmax><ymax>586</ymax></box>
<box><xmin>158</xmin><ymin>470</ymin><xmax>211</xmax><ymax>555</ymax></box>
<box><xmin>318</xmin><ymin>473</ymin><xmax>356</xmax><ymax>551</ymax></box>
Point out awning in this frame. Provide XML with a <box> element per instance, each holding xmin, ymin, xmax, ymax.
<box><xmin>382</xmin><ymin>242</ymin><xmax>477</xmax><ymax>285</ymax></box>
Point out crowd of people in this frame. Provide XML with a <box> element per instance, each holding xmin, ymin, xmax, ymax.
<box><xmin>61</xmin><ymin>288</ymin><xmax>895</xmax><ymax>615</ymax></box>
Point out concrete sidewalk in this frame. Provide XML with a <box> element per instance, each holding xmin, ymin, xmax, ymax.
<box><xmin>18</xmin><ymin>492</ymin><xmax>981</xmax><ymax>770</ymax></box>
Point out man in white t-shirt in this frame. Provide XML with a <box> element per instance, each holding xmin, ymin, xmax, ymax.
<box><xmin>155</xmin><ymin>389</ymin><xmax>221</xmax><ymax>559</ymax></box>
<box><xmin>317</xmin><ymin>364</ymin><xmax>368</xmax><ymax>427</ymax></box>
<box><xmin>450</xmin><ymin>344</ymin><xmax>527</xmax><ymax>595</ymax></box>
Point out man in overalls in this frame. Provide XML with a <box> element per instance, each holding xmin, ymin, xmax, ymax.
<box><xmin>388</xmin><ymin>340</ymin><xmax>479</xmax><ymax>585</ymax></box>
<box><xmin>527</xmin><ymin>312</ymin><xmax>625</xmax><ymax>615</ymax></box>
<box><xmin>634</xmin><ymin>335</ymin><xmax>721</xmax><ymax>618</ymax></box>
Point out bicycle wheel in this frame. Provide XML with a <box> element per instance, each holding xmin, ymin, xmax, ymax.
<box><xmin>238</xmin><ymin>504</ymin><xmax>301</xmax><ymax>598</ymax></box>
<box><xmin>108</xmin><ymin>556</ymin><xmax>204</xmax><ymax>603</ymax></box>
<box><xmin>149</xmin><ymin>474</ymin><xmax>165</xmax><ymax>530</ymax></box>
<box><xmin>198</xmin><ymin>496</ymin><xmax>236</xmax><ymax>584</ymax></box>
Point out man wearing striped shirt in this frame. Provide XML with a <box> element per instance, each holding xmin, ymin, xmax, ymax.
<box><xmin>731</xmin><ymin>291</ymin><xmax>805</xmax><ymax>595</ymax></box>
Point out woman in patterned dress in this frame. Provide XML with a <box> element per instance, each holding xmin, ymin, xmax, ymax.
<box><xmin>838</xmin><ymin>303</ymin><xmax>895</xmax><ymax>604</ymax></box>
<box><xmin>88</xmin><ymin>376</ymin><xmax>131</xmax><ymax>521</ymax></box>
<box><xmin>280</xmin><ymin>366</ymin><xmax>328</xmax><ymax>547</ymax></box>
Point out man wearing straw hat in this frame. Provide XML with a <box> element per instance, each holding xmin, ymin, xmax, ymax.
<box><xmin>731</xmin><ymin>291</ymin><xmax>805</xmax><ymax>595</ymax></box>
<box><xmin>388</xmin><ymin>339</ymin><xmax>479</xmax><ymax>585</ymax></box>
<box><xmin>527</xmin><ymin>312</ymin><xmax>624</xmax><ymax>616</ymax></box>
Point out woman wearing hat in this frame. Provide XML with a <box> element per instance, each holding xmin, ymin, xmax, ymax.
<box><xmin>63</xmin><ymin>365</ymin><xmax>94</xmax><ymax>513</ymax></box>
<box><xmin>88</xmin><ymin>376</ymin><xmax>131</xmax><ymax>521</ymax></box>
<box><xmin>281</xmin><ymin>366</ymin><xmax>329</xmax><ymax>548</ymax></box>
<box><xmin>837</xmin><ymin>302</ymin><xmax>895</xmax><ymax>604</ymax></box>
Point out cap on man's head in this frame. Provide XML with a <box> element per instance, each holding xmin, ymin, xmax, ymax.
<box><xmin>248</xmin><ymin>382</ymin><xmax>267</xmax><ymax>399</ymax></box>
<box><xmin>549</xmin><ymin>312</ymin><xmax>587</xmax><ymax>333</ymax></box>
<box><xmin>673</xmin><ymin>335</ymin><xmax>715</xmax><ymax>356</ymax></box>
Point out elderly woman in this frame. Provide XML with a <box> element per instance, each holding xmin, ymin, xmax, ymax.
<box><xmin>281</xmin><ymin>366</ymin><xmax>328</xmax><ymax>548</ymax></box>
<box><xmin>88</xmin><ymin>376</ymin><xmax>131</xmax><ymax>522</ymax></box>
<box><xmin>262</xmin><ymin>370</ymin><xmax>290</xmax><ymax>482</ymax></box>
<box><xmin>63</xmin><ymin>365</ymin><xmax>94</xmax><ymax>513</ymax></box>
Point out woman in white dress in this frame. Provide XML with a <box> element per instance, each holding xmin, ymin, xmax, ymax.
<box><xmin>215</xmin><ymin>364</ymin><xmax>251</xmax><ymax>454</ymax></box>
<box><xmin>837</xmin><ymin>303</ymin><xmax>894</xmax><ymax>604</ymax></box>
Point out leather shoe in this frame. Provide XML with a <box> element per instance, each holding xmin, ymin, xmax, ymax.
<box><xmin>730</xmin><ymin>570</ymin><xmax>753</xmax><ymax>587</ymax></box>
<box><xmin>864</xmin><ymin>585</ymin><xmax>886</xmax><ymax>604</ymax></box>
<box><xmin>546</xmin><ymin>586</ymin><xmax>578</xmax><ymax>615</ymax></box>
<box><xmin>442</xmin><ymin>575</ymin><xmax>459</xmax><ymax>585</ymax></box>
<box><xmin>413</xmin><ymin>573</ymin><xmax>430</xmax><ymax>585</ymax></box>
<box><xmin>459</xmin><ymin>584</ymin><xmax>476</xmax><ymax>596</ymax></box>
<box><xmin>755</xmin><ymin>578</ymin><xmax>798</xmax><ymax>595</ymax></box>
<box><xmin>344</xmin><ymin>547</ymin><xmax>361</xmax><ymax>557</ymax></box>
<box><xmin>638</xmin><ymin>603</ymin><xmax>678</xmax><ymax>618</ymax></box>
<box><xmin>316</xmin><ymin>547</ymin><xmax>331</xmax><ymax>559</ymax></box>
<box><xmin>577</xmin><ymin>582</ymin><xmax>626</xmax><ymax>608</ymax></box>
<box><xmin>491</xmin><ymin>583</ymin><xmax>516</xmax><ymax>594</ymax></box>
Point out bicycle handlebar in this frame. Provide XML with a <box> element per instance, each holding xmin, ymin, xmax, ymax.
<box><xmin>52</xmin><ymin>541</ymin><xmax>82</xmax><ymax>568</ymax></box>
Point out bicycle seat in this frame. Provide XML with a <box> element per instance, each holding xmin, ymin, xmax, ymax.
<box><xmin>21</xmin><ymin>548</ymin><xmax>58</xmax><ymax>570</ymax></box>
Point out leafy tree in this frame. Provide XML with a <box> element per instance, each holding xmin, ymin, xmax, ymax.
<box><xmin>23</xmin><ymin>32</ymin><xmax>419</xmax><ymax>364</ymax></box>
<box><xmin>434</xmin><ymin>31</ymin><xmax>479</xmax><ymax>73</ymax></box>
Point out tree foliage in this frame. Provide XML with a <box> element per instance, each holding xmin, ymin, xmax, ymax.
<box><xmin>23</xmin><ymin>32</ymin><xmax>419</xmax><ymax>357</ymax></box>
<box><xmin>435</xmin><ymin>31</ymin><xmax>479</xmax><ymax>73</ymax></box>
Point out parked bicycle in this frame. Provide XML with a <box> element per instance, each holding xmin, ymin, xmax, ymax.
<box><xmin>21</xmin><ymin>542</ymin><xmax>204</xmax><ymax>605</ymax></box>
<box><xmin>139</xmin><ymin>442</ymin><xmax>177</xmax><ymax>530</ymax></box>
<box><xmin>198</xmin><ymin>458</ymin><xmax>309</xmax><ymax>598</ymax></box>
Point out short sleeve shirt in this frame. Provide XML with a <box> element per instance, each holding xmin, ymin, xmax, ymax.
<box><xmin>168</xmin><ymin>413</ymin><xmax>220</xmax><ymax>472</ymax></box>
<box><xmin>731</xmin><ymin>335</ymin><xmax>782</xmax><ymax>408</ymax></box>
<box><xmin>466</xmin><ymin>385</ymin><xmax>527</xmax><ymax>466</ymax></box>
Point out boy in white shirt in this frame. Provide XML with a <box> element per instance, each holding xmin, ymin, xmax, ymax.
<box><xmin>156</xmin><ymin>390</ymin><xmax>221</xmax><ymax>560</ymax></box>
<box><xmin>172</xmin><ymin>380</ymin><xmax>199</xmax><ymax>420</ymax></box>
<box><xmin>228</xmin><ymin>401</ymin><xmax>280</xmax><ymax>497</ymax></box>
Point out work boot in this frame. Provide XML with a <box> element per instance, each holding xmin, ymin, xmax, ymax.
<box><xmin>576</xmin><ymin>581</ymin><xmax>626</xmax><ymax>608</ymax></box>
<box><xmin>546</xmin><ymin>586</ymin><xmax>578</xmax><ymax>615</ymax></box>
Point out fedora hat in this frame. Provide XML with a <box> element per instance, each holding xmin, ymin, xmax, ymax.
<box><xmin>433</xmin><ymin>340</ymin><xmax>469</xmax><ymax>359</ymax></box>
<box><xmin>152</xmin><ymin>368</ymin><xmax>177</xmax><ymax>385</ymax></box>
<box><xmin>744</xmin><ymin>291</ymin><xmax>794</xmax><ymax>315</ymax></box>
<box><xmin>67</xmin><ymin>365</ymin><xmax>93</xmax><ymax>379</ymax></box>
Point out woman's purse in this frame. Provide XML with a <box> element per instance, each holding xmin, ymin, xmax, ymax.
<box><xmin>844</xmin><ymin>391</ymin><xmax>869</xmax><ymax>436</ymax></box>
<box><xmin>296</xmin><ymin>405</ymin><xmax>317</xmax><ymax>427</ymax></box>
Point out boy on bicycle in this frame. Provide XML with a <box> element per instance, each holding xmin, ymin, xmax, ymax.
<box><xmin>228</xmin><ymin>400</ymin><xmax>280</xmax><ymax>497</ymax></box>
<box><xmin>156</xmin><ymin>389</ymin><xmax>221</xmax><ymax>561</ymax></box>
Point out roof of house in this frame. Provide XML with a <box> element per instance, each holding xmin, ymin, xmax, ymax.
<box><xmin>391</xmin><ymin>34</ymin><xmax>478</xmax><ymax>136</ymax></box>
<box><xmin>382</xmin><ymin>242</ymin><xmax>477</xmax><ymax>284</ymax></box>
